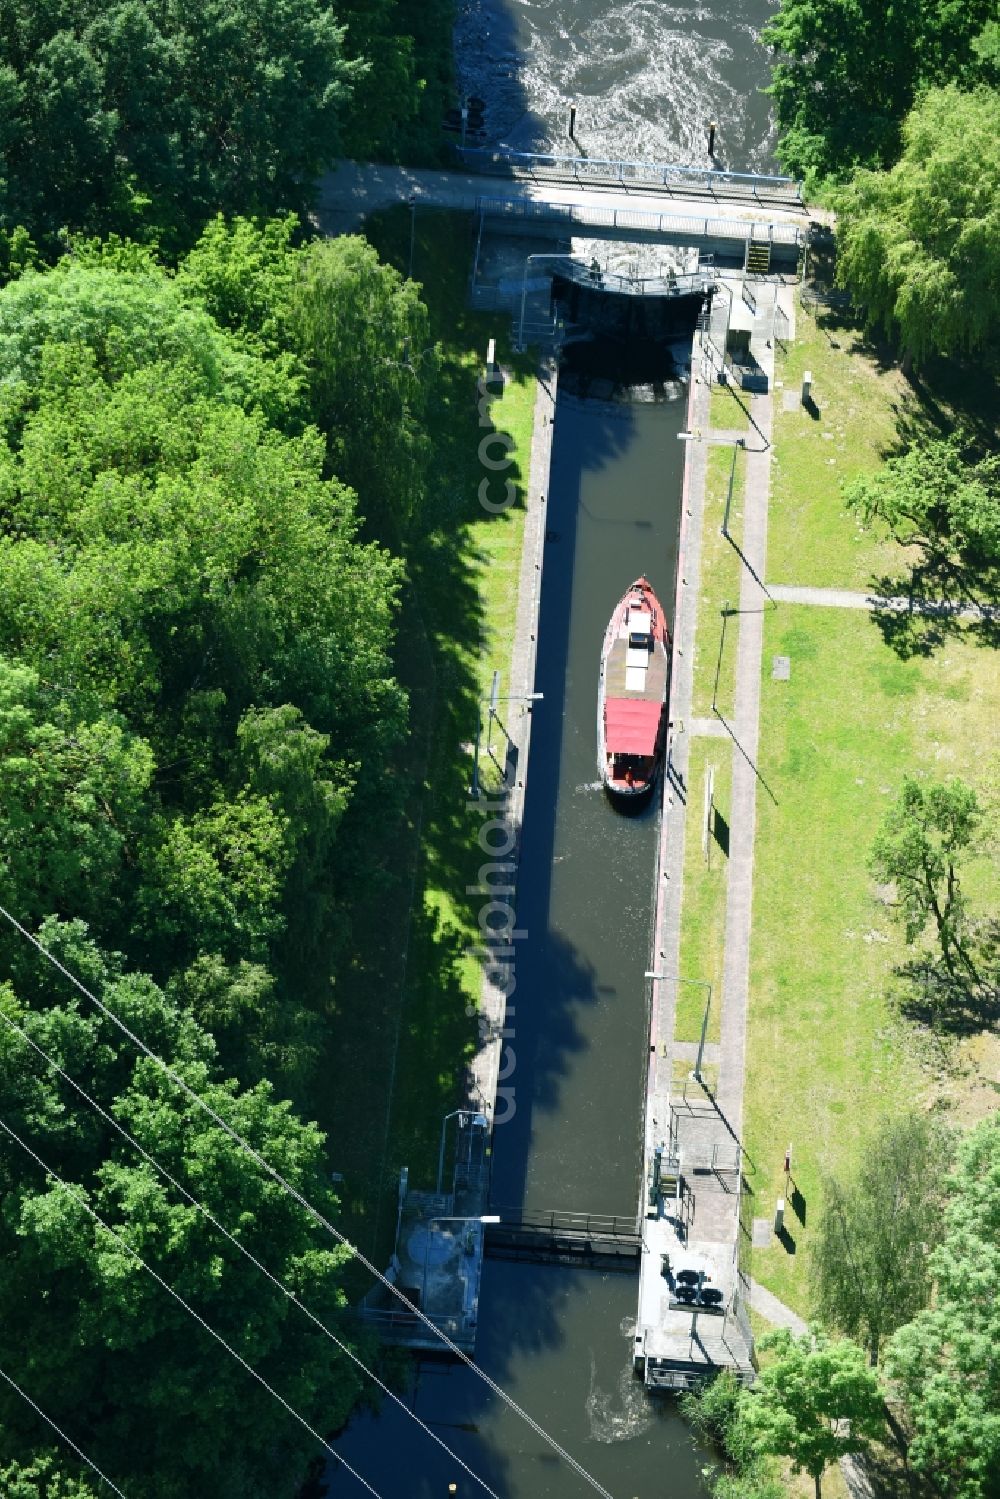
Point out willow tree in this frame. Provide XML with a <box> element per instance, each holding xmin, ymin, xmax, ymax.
<box><xmin>836</xmin><ymin>85</ymin><xmax>1000</xmax><ymax>365</ymax></box>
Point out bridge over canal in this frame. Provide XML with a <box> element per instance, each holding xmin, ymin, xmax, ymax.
<box><xmin>319</xmin><ymin>154</ymin><xmax>811</xmax><ymax>267</ymax></box>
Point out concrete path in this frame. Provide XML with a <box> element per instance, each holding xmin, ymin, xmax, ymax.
<box><xmin>749</xmin><ymin>1278</ymin><xmax>807</xmax><ymax>1335</ymax></box>
<box><xmin>468</xmin><ymin>361</ymin><xmax>558</xmax><ymax>1125</ymax></box>
<box><xmin>767</xmin><ymin>582</ymin><xmax>999</xmax><ymax>620</ymax></box>
<box><xmin>716</xmin><ymin>323</ymin><xmax>777</xmax><ymax>1147</ymax></box>
<box><xmin>317</xmin><ymin>160</ymin><xmax>812</xmax><ymax>237</ymax></box>
<box><xmin>690</xmin><ymin>715</ymin><xmax>730</xmax><ymax>739</ymax></box>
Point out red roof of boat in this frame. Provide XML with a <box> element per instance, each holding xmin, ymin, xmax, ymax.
<box><xmin>605</xmin><ymin>698</ymin><xmax>663</xmax><ymax>754</ymax></box>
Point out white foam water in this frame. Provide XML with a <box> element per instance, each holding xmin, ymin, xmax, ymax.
<box><xmin>455</xmin><ymin>0</ymin><xmax>778</xmax><ymax>172</ymax></box>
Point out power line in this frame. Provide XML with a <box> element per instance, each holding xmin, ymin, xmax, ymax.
<box><xmin>0</xmin><ymin>903</ymin><xmax>616</xmax><ymax>1499</ymax></box>
<box><xmin>0</xmin><ymin>1363</ymin><xmax>128</xmax><ymax>1497</ymax></box>
<box><xmin>0</xmin><ymin>1005</ymin><xmax>499</xmax><ymax>1499</ymax></box>
<box><xmin>0</xmin><ymin>1114</ymin><xmax>381</xmax><ymax>1498</ymax></box>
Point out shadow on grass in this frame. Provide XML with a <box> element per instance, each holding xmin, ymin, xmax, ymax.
<box><xmin>892</xmin><ymin>942</ymin><xmax>1000</xmax><ymax>1039</ymax></box>
<box><xmin>295</xmin><ymin>206</ymin><xmax>541</xmax><ymax>1272</ymax></box>
<box><xmin>865</xmin><ymin>558</ymin><xmax>1000</xmax><ymax>660</ymax></box>
<box><xmin>775</xmin><ymin>1223</ymin><xmax>797</xmax><ymax>1255</ymax></box>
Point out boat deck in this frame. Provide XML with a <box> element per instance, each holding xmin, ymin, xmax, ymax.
<box><xmin>605</xmin><ymin>636</ymin><xmax>669</xmax><ymax>701</ymax></box>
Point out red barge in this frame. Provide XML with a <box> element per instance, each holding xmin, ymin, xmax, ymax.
<box><xmin>597</xmin><ymin>576</ymin><xmax>671</xmax><ymax>799</ymax></box>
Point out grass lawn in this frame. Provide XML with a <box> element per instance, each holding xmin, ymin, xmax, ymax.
<box><xmin>316</xmin><ymin>207</ymin><xmax>537</xmax><ymax>1262</ymax></box>
<box><xmin>768</xmin><ymin>299</ymin><xmax>915</xmax><ymax>590</ymax></box>
<box><xmin>744</xmin><ymin>606</ymin><xmax>1000</xmax><ymax>1314</ymax></box>
<box><xmin>691</xmin><ymin>443</ymin><xmax>746</xmax><ymax>721</ymax></box>
<box><xmin>676</xmin><ymin>739</ymin><xmax>731</xmax><ymax>1044</ymax></box>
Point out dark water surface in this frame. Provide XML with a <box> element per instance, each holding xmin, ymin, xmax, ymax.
<box><xmin>456</xmin><ymin>0</ymin><xmax>778</xmax><ymax>171</ymax></box>
<box><xmin>329</xmin><ymin>372</ymin><xmax>708</xmax><ymax>1496</ymax></box>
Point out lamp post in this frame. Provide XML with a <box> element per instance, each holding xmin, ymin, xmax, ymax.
<box><xmin>470</xmin><ymin>685</ymin><xmax>543</xmax><ymax>799</ymax></box>
<box><xmin>645</xmin><ymin>971</ymin><xmax>713</xmax><ymax>1085</ymax></box>
<box><xmin>515</xmin><ymin>252</ymin><xmax>580</xmax><ymax>353</ymax></box>
<box><xmin>721</xmin><ymin>436</ymin><xmax>745</xmax><ymax>538</ymax></box>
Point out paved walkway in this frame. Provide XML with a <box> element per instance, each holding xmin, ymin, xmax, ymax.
<box><xmin>317</xmin><ymin>160</ymin><xmax>812</xmax><ymax>237</ymax></box>
<box><xmin>690</xmin><ymin>714</ymin><xmax>730</xmax><ymax>739</ymax></box>
<box><xmin>749</xmin><ymin>1278</ymin><xmax>806</xmax><ymax>1334</ymax></box>
<box><xmin>767</xmin><ymin>582</ymin><xmax>999</xmax><ymax>620</ymax></box>
<box><xmin>467</xmin><ymin>360</ymin><xmax>558</xmax><ymax>1127</ymax></box>
<box><xmin>717</xmin><ymin>358</ymin><xmax>775</xmax><ymax>1146</ymax></box>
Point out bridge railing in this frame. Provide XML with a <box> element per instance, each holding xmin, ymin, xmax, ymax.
<box><xmin>488</xmin><ymin>1208</ymin><xmax>641</xmax><ymax>1238</ymax></box>
<box><xmin>476</xmin><ymin>195</ymin><xmax>804</xmax><ymax>249</ymax></box>
<box><xmin>456</xmin><ymin>147</ymin><xmax>803</xmax><ymax>205</ymax></box>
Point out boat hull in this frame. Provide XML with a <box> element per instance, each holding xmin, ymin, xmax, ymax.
<box><xmin>597</xmin><ymin>576</ymin><xmax>671</xmax><ymax>801</ymax></box>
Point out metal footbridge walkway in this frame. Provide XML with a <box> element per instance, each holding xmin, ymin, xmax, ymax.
<box><xmin>484</xmin><ymin>1210</ymin><xmax>642</xmax><ymax>1271</ymax></box>
<box><xmin>319</xmin><ymin>157</ymin><xmax>811</xmax><ymax>267</ymax></box>
<box><xmin>453</xmin><ymin>146</ymin><xmax>803</xmax><ymax>210</ymax></box>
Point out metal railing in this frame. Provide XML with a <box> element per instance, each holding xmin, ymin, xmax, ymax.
<box><xmin>477</xmin><ymin>194</ymin><xmax>804</xmax><ymax>248</ymax></box>
<box><xmin>553</xmin><ymin>259</ymin><xmax>716</xmax><ymax>299</ymax></box>
<box><xmin>489</xmin><ymin>1208</ymin><xmax>642</xmax><ymax>1239</ymax></box>
<box><xmin>456</xmin><ymin>147</ymin><xmax>803</xmax><ymax>205</ymax></box>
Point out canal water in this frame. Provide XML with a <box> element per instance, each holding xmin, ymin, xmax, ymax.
<box><xmin>332</xmin><ymin>0</ymin><xmax>778</xmax><ymax>1483</ymax></box>
<box><xmin>329</xmin><ymin>347</ymin><xmax>709</xmax><ymax>1496</ymax></box>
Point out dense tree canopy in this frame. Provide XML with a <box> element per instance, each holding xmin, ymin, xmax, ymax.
<box><xmin>886</xmin><ymin>1115</ymin><xmax>1000</xmax><ymax>1498</ymax></box>
<box><xmin>0</xmin><ymin>0</ymin><xmax>455</xmax><ymax>255</ymax></box>
<box><xmin>0</xmin><ymin>211</ymin><xmax>443</xmax><ymax>1490</ymax></box>
<box><xmin>835</xmin><ymin>86</ymin><xmax>1000</xmax><ymax>363</ymax></box>
<box><xmin>0</xmin><ymin>923</ymin><xmax>364</xmax><ymax>1499</ymax></box>
<box><xmin>764</xmin><ymin>0</ymin><xmax>996</xmax><ymax>184</ymax></box>
<box><xmin>0</xmin><ymin>1453</ymin><xmax>101</xmax><ymax>1498</ymax></box>
<box><xmin>0</xmin><ymin>0</ymin><xmax>357</xmax><ymax>250</ymax></box>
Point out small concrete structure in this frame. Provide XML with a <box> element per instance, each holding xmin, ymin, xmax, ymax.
<box><xmin>634</xmin><ymin>1103</ymin><xmax>755</xmax><ymax>1390</ymax></box>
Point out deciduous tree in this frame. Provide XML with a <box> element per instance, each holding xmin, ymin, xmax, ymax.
<box><xmin>836</xmin><ymin>85</ymin><xmax>1000</xmax><ymax>363</ymax></box>
<box><xmin>0</xmin><ymin>0</ymin><xmax>359</xmax><ymax>249</ymax></box>
<box><xmin>742</xmin><ymin>1328</ymin><xmax>885</xmax><ymax>1499</ymax></box>
<box><xmin>885</xmin><ymin>1115</ymin><xmax>1000</xmax><ymax>1498</ymax></box>
<box><xmin>763</xmin><ymin>0</ymin><xmax>995</xmax><ymax>185</ymax></box>
<box><xmin>0</xmin><ymin>1453</ymin><xmax>100</xmax><ymax>1497</ymax></box>
<box><xmin>811</xmin><ymin>1113</ymin><xmax>952</xmax><ymax>1363</ymax></box>
<box><xmin>844</xmin><ymin>436</ymin><xmax>1000</xmax><ymax>573</ymax></box>
<box><xmin>870</xmin><ymin>777</ymin><xmax>983</xmax><ymax>983</ymax></box>
<box><xmin>285</xmin><ymin>235</ymin><xmax>438</xmax><ymax>528</ymax></box>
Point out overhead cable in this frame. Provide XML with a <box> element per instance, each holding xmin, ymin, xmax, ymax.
<box><xmin>0</xmin><ymin>1004</ymin><xmax>499</xmax><ymax>1499</ymax></box>
<box><xmin>0</xmin><ymin>1114</ymin><xmax>381</xmax><ymax>1497</ymax></box>
<box><xmin>0</xmin><ymin>1363</ymin><xmax>129</xmax><ymax>1498</ymax></box>
<box><xmin>0</xmin><ymin>902</ymin><xmax>616</xmax><ymax>1499</ymax></box>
